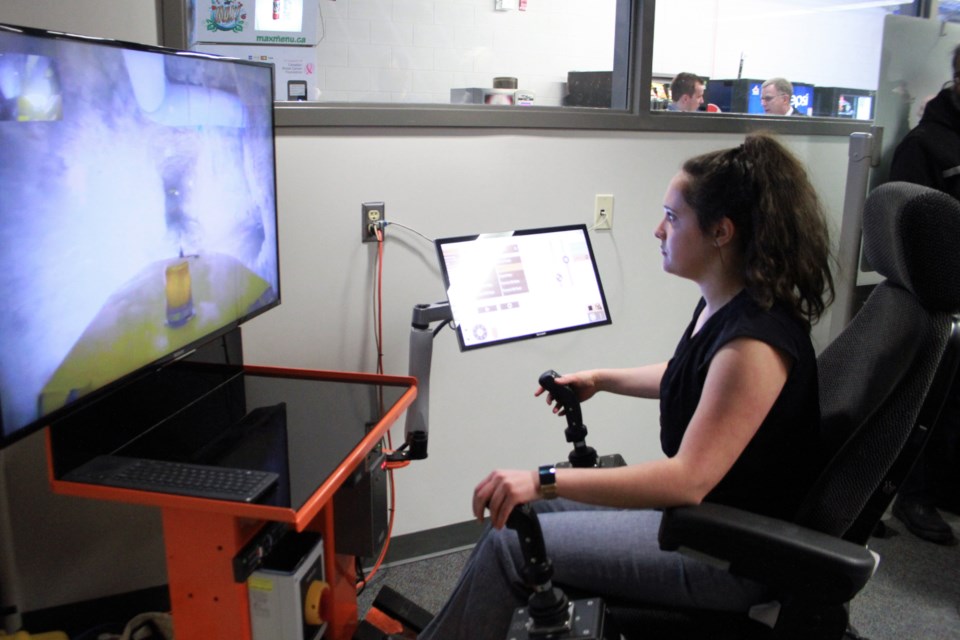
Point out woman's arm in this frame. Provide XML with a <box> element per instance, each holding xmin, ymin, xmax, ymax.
<box><xmin>592</xmin><ymin>362</ymin><xmax>670</xmax><ymax>399</ymax></box>
<box><xmin>535</xmin><ymin>362</ymin><xmax>669</xmax><ymax>413</ymax></box>
<box><xmin>479</xmin><ymin>338</ymin><xmax>791</xmax><ymax>528</ymax></box>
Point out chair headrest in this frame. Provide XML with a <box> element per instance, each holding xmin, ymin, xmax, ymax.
<box><xmin>863</xmin><ymin>182</ymin><xmax>960</xmax><ymax>312</ymax></box>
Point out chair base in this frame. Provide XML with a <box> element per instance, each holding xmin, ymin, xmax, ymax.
<box><xmin>607</xmin><ymin>604</ymin><xmax>769</xmax><ymax>640</ymax></box>
<box><xmin>606</xmin><ymin>598</ymin><xmax>854</xmax><ymax>640</ymax></box>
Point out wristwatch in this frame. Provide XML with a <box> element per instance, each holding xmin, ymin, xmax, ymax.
<box><xmin>538</xmin><ymin>464</ymin><xmax>558</xmax><ymax>500</ymax></box>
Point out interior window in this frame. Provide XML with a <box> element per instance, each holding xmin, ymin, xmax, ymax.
<box><xmin>162</xmin><ymin>0</ymin><xmax>925</xmax><ymax>129</ymax></box>
<box><xmin>651</xmin><ymin>0</ymin><xmax>916</xmax><ymax>119</ymax></box>
<box><xmin>185</xmin><ymin>0</ymin><xmax>631</xmax><ymax>109</ymax></box>
<box><xmin>940</xmin><ymin>0</ymin><xmax>960</xmax><ymax>21</ymax></box>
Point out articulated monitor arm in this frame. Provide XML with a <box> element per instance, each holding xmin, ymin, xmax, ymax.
<box><xmin>387</xmin><ymin>301</ymin><xmax>453</xmax><ymax>464</ymax></box>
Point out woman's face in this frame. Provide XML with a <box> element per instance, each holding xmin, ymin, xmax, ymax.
<box><xmin>655</xmin><ymin>171</ymin><xmax>716</xmax><ymax>281</ymax></box>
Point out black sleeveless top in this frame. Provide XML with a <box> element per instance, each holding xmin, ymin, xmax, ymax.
<box><xmin>659</xmin><ymin>290</ymin><xmax>820</xmax><ymax>521</ymax></box>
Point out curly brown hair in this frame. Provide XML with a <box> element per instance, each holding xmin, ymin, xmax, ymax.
<box><xmin>680</xmin><ymin>132</ymin><xmax>835</xmax><ymax>329</ymax></box>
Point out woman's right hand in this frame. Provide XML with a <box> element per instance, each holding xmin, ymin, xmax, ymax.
<box><xmin>534</xmin><ymin>370</ymin><xmax>599</xmax><ymax>415</ymax></box>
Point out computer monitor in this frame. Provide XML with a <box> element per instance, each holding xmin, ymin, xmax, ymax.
<box><xmin>435</xmin><ymin>224</ymin><xmax>611</xmax><ymax>351</ymax></box>
<box><xmin>745</xmin><ymin>80</ymin><xmax>765</xmax><ymax>114</ymax></box>
<box><xmin>0</xmin><ymin>24</ymin><xmax>280</xmax><ymax>447</ymax></box>
<box><xmin>814</xmin><ymin>87</ymin><xmax>875</xmax><ymax>120</ymax></box>
<box><xmin>702</xmin><ymin>79</ymin><xmax>765</xmax><ymax>114</ymax></box>
<box><xmin>843</xmin><ymin>93</ymin><xmax>874</xmax><ymax>120</ymax></box>
<box><xmin>791</xmin><ymin>82</ymin><xmax>815</xmax><ymax>116</ymax></box>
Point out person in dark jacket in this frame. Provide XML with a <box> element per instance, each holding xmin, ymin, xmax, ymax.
<box><xmin>890</xmin><ymin>58</ymin><xmax>960</xmax><ymax>199</ymax></box>
<box><xmin>887</xmin><ymin>44</ymin><xmax>960</xmax><ymax>545</ymax></box>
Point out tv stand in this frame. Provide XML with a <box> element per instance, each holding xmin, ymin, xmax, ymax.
<box><xmin>46</xmin><ymin>363</ymin><xmax>416</xmax><ymax>640</ymax></box>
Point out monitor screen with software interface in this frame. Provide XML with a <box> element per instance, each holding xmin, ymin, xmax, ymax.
<box><xmin>0</xmin><ymin>24</ymin><xmax>280</xmax><ymax>447</ymax></box>
<box><xmin>436</xmin><ymin>224</ymin><xmax>611</xmax><ymax>351</ymax></box>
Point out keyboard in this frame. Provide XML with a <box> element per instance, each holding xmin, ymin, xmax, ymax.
<box><xmin>63</xmin><ymin>455</ymin><xmax>279</xmax><ymax>503</ymax></box>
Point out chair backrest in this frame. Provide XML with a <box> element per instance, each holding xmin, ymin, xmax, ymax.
<box><xmin>794</xmin><ymin>182</ymin><xmax>960</xmax><ymax>544</ymax></box>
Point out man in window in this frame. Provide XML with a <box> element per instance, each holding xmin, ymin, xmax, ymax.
<box><xmin>761</xmin><ymin>77</ymin><xmax>799</xmax><ymax>116</ymax></box>
<box><xmin>667</xmin><ymin>72</ymin><xmax>705</xmax><ymax>112</ymax></box>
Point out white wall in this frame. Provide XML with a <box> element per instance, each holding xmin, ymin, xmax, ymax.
<box><xmin>0</xmin><ymin>0</ymin><xmax>851</xmax><ymax>615</ymax></box>
<box><xmin>653</xmin><ymin>0</ymin><xmax>888</xmax><ymax>89</ymax></box>
<box><xmin>0</xmin><ymin>0</ymin><xmax>158</xmax><ymax>43</ymax></box>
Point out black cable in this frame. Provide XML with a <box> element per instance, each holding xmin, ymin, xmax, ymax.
<box><xmin>356</xmin><ymin>556</ymin><xmax>368</xmax><ymax>594</ymax></box>
<box><xmin>432</xmin><ymin>318</ymin><xmax>452</xmax><ymax>337</ymax></box>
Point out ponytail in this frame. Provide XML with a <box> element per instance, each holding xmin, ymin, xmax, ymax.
<box><xmin>681</xmin><ymin>132</ymin><xmax>834</xmax><ymax>329</ymax></box>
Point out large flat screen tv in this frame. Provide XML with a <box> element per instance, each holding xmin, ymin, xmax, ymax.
<box><xmin>0</xmin><ymin>24</ymin><xmax>280</xmax><ymax>447</ymax></box>
<box><xmin>436</xmin><ymin>224</ymin><xmax>611</xmax><ymax>351</ymax></box>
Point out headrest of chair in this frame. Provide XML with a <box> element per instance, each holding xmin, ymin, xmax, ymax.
<box><xmin>863</xmin><ymin>182</ymin><xmax>960</xmax><ymax>312</ymax></box>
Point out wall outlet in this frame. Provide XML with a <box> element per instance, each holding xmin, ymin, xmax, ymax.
<box><xmin>362</xmin><ymin>202</ymin><xmax>385</xmax><ymax>243</ymax></box>
<box><xmin>594</xmin><ymin>194</ymin><xmax>613</xmax><ymax>230</ymax></box>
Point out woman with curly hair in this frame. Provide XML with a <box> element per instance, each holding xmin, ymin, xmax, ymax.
<box><xmin>419</xmin><ymin>132</ymin><xmax>835</xmax><ymax>640</ymax></box>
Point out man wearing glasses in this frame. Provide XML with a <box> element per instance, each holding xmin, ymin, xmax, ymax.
<box><xmin>761</xmin><ymin>77</ymin><xmax>799</xmax><ymax>116</ymax></box>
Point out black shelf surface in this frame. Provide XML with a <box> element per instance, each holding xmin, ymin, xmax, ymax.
<box><xmin>49</xmin><ymin>367</ymin><xmax>409</xmax><ymax>511</ymax></box>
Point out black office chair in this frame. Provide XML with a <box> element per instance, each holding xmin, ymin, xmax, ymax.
<box><xmin>605</xmin><ymin>182</ymin><xmax>960</xmax><ymax>640</ymax></box>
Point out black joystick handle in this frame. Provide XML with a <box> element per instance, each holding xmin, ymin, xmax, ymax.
<box><xmin>506</xmin><ymin>503</ymin><xmax>553</xmax><ymax>587</ymax></box>
<box><xmin>539</xmin><ymin>370</ymin><xmax>597</xmax><ymax>468</ymax></box>
<box><xmin>506</xmin><ymin>504</ymin><xmax>570</xmax><ymax>630</ymax></box>
<box><xmin>538</xmin><ymin>370</ymin><xmax>583</xmax><ymax>430</ymax></box>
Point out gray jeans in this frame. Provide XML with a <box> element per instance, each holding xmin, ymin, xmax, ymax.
<box><xmin>417</xmin><ymin>499</ymin><xmax>768</xmax><ymax>640</ymax></box>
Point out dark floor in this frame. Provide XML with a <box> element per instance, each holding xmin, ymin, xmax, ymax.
<box><xmin>359</xmin><ymin>512</ymin><xmax>960</xmax><ymax>640</ymax></box>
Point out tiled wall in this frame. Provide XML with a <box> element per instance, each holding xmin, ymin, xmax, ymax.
<box><xmin>313</xmin><ymin>0</ymin><xmax>618</xmax><ymax>105</ymax></box>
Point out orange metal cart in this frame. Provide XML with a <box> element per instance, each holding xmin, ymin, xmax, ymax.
<box><xmin>46</xmin><ymin>366</ymin><xmax>417</xmax><ymax>640</ymax></box>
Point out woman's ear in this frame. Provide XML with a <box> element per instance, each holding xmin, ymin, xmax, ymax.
<box><xmin>712</xmin><ymin>217</ymin><xmax>736</xmax><ymax>247</ymax></box>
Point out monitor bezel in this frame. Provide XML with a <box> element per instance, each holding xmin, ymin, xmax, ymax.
<box><xmin>0</xmin><ymin>23</ymin><xmax>281</xmax><ymax>449</ymax></box>
<box><xmin>435</xmin><ymin>223</ymin><xmax>611</xmax><ymax>352</ymax></box>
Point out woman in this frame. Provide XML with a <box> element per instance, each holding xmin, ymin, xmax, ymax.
<box><xmin>418</xmin><ymin>132</ymin><xmax>834</xmax><ymax>640</ymax></box>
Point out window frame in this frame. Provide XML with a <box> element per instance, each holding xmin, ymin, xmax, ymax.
<box><xmin>158</xmin><ymin>0</ymin><xmax>876</xmax><ymax>136</ymax></box>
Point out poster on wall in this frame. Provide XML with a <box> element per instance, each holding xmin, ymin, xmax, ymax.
<box><xmin>195</xmin><ymin>0</ymin><xmax>319</xmax><ymax>46</ymax></box>
<box><xmin>195</xmin><ymin>43</ymin><xmax>318</xmax><ymax>100</ymax></box>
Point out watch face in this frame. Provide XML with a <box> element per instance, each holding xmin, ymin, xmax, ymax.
<box><xmin>539</xmin><ymin>465</ymin><xmax>557</xmax><ymax>498</ymax></box>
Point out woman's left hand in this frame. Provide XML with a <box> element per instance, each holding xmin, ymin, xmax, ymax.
<box><xmin>473</xmin><ymin>469</ymin><xmax>539</xmax><ymax>529</ymax></box>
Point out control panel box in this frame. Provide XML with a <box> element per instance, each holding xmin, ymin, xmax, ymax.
<box><xmin>248</xmin><ymin>531</ymin><xmax>327</xmax><ymax>640</ymax></box>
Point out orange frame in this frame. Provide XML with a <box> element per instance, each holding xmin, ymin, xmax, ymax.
<box><xmin>46</xmin><ymin>366</ymin><xmax>417</xmax><ymax>640</ymax></box>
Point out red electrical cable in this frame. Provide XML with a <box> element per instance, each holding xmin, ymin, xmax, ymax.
<box><xmin>376</xmin><ymin>226</ymin><xmax>385</xmax><ymax>376</ymax></box>
<box><xmin>358</xmin><ymin>225</ymin><xmax>397</xmax><ymax>591</ymax></box>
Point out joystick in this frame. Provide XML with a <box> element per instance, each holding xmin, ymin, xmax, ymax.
<box><xmin>539</xmin><ymin>369</ymin><xmax>597</xmax><ymax>468</ymax></box>
<box><xmin>539</xmin><ymin>370</ymin><xmax>625</xmax><ymax>469</ymax></box>
<box><xmin>504</xmin><ymin>504</ymin><xmax>610</xmax><ymax>639</ymax></box>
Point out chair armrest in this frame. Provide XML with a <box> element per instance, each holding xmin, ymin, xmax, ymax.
<box><xmin>658</xmin><ymin>503</ymin><xmax>877</xmax><ymax>603</ymax></box>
